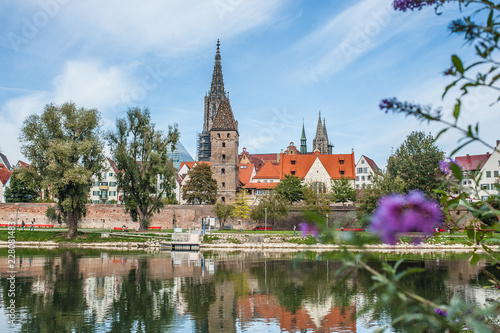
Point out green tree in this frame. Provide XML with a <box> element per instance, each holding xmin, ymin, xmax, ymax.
<box><xmin>232</xmin><ymin>192</ymin><xmax>251</xmax><ymax>220</ymax></box>
<box><xmin>386</xmin><ymin>131</ymin><xmax>443</xmax><ymax>196</ymax></box>
<box><xmin>213</xmin><ymin>202</ymin><xmax>234</xmax><ymax>229</ymax></box>
<box><xmin>250</xmin><ymin>193</ymin><xmax>288</xmax><ymax>226</ymax></box>
<box><xmin>182</xmin><ymin>163</ymin><xmax>217</xmax><ymax>204</ymax></box>
<box><xmin>4</xmin><ymin>167</ymin><xmax>40</xmax><ymax>202</ymax></box>
<box><xmin>20</xmin><ymin>102</ymin><xmax>105</xmax><ymax>238</ymax></box>
<box><xmin>356</xmin><ymin>172</ymin><xmax>406</xmax><ymax>217</ymax></box>
<box><xmin>302</xmin><ymin>184</ymin><xmax>331</xmax><ymax>216</ymax></box>
<box><xmin>108</xmin><ymin>107</ymin><xmax>179</xmax><ymax>231</ymax></box>
<box><xmin>274</xmin><ymin>174</ymin><xmax>306</xmax><ymax>203</ymax></box>
<box><xmin>330</xmin><ymin>177</ymin><xmax>356</xmax><ymax>206</ymax></box>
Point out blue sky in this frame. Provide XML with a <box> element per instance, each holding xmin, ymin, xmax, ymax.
<box><xmin>1</xmin><ymin>0</ymin><xmax>498</xmax><ymax>169</ymax></box>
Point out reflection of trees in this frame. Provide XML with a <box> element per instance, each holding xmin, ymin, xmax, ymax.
<box><xmin>108</xmin><ymin>258</ymin><xmax>176</xmax><ymax>332</ymax></box>
<box><xmin>12</xmin><ymin>251</ymin><xmax>93</xmax><ymax>332</ymax></box>
<box><xmin>181</xmin><ymin>278</ymin><xmax>216</xmax><ymax>332</ymax></box>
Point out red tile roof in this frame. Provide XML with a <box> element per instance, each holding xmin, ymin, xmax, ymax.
<box><xmin>279</xmin><ymin>152</ymin><xmax>356</xmax><ymax>180</ymax></box>
<box><xmin>455</xmin><ymin>154</ymin><xmax>490</xmax><ymax>171</ymax></box>
<box><xmin>244</xmin><ymin>182</ymin><xmax>279</xmax><ymax>189</ymax></box>
<box><xmin>253</xmin><ymin>161</ymin><xmax>280</xmax><ymax>179</ymax></box>
<box><xmin>107</xmin><ymin>158</ymin><xmax>119</xmax><ymax>174</ymax></box>
<box><xmin>179</xmin><ymin>161</ymin><xmax>210</xmax><ymax>171</ymax></box>
<box><xmin>238</xmin><ymin>164</ymin><xmax>254</xmax><ymax>186</ymax></box>
<box><xmin>0</xmin><ymin>168</ymin><xmax>12</xmax><ymax>186</ymax></box>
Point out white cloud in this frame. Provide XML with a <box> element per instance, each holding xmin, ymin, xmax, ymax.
<box><xmin>53</xmin><ymin>60</ymin><xmax>133</xmax><ymax>110</ymax></box>
<box><xmin>36</xmin><ymin>0</ymin><xmax>285</xmax><ymax>57</ymax></box>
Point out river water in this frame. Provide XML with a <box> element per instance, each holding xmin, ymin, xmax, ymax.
<box><xmin>0</xmin><ymin>248</ymin><xmax>497</xmax><ymax>332</ymax></box>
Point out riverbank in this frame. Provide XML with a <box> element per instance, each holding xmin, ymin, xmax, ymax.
<box><xmin>1</xmin><ymin>229</ymin><xmax>498</xmax><ymax>252</ymax></box>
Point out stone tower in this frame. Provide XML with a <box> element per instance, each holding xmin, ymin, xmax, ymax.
<box><xmin>210</xmin><ymin>100</ymin><xmax>239</xmax><ymax>203</ymax></box>
<box><xmin>300</xmin><ymin>121</ymin><xmax>307</xmax><ymax>154</ymax></box>
<box><xmin>198</xmin><ymin>40</ymin><xmax>229</xmax><ymax>161</ymax></box>
<box><xmin>312</xmin><ymin>111</ymin><xmax>333</xmax><ymax>154</ymax></box>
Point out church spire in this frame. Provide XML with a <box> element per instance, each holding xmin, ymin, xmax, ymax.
<box><xmin>300</xmin><ymin>120</ymin><xmax>307</xmax><ymax>154</ymax></box>
<box><xmin>209</xmin><ymin>39</ymin><xmax>226</xmax><ymax>98</ymax></box>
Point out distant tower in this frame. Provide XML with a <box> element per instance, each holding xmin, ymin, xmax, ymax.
<box><xmin>300</xmin><ymin>121</ymin><xmax>307</xmax><ymax>154</ymax></box>
<box><xmin>210</xmin><ymin>100</ymin><xmax>239</xmax><ymax>203</ymax></box>
<box><xmin>198</xmin><ymin>40</ymin><xmax>229</xmax><ymax>161</ymax></box>
<box><xmin>312</xmin><ymin>111</ymin><xmax>333</xmax><ymax>154</ymax></box>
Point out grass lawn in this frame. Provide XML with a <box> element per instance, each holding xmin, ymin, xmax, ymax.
<box><xmin>0</xmin><ymin>229</ymin><xmax>171</xmax><ymax>243</ymax></box>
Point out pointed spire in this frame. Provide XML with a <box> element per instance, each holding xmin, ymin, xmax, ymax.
<box><xmin>315</xmin><ymin>111</ymin><xmax>322</xmax><ymax>137</ymax></box>
<box><xmin>300</xmin><ymin>120</ymin><xmax>307</xmax><ymax>155</ymax></box>
<box><xmin>210</xmin><ymin>39</ymin><xmax>225</xmax><ymax>98</ymax></box>
<box><xmin>323</xmin><ymin>118</ymin><xmax>327</xmax><ymax>135</ymax></box>
<box><xmin>211</xmin><ymin>100</ymin><xmax>237</xmax><ymax>131</ymax></box>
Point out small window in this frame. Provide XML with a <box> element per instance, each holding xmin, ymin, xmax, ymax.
<box><xmin>361</xmin><ymin>160</ymin><xmax>365</xmax><ymax>164</ymax></box>
<box><xmin>495</xmin><ymin>171</ymin><xmax>499</xmax><ymax>177</ymax></box>
<box><xmin>356</xmin><ymin>185</ymin><xmax>360</xmax><ymax>189</ymax></box>
<box><xmin>222</xmin><ymin>182</ymin><xmax>225</xmax><ymax>188</ymax></box>
<box><xmin>291</xmin><ymin>160</ymin><xmax>296</xmax><ymax>165</ymax></box>
<box><xmin>222</xmin><ymin>154</ymin><xmax>226</xmax><ymax>160</ymax></box>
<box><xmin>340</xmin><ymin>171</ymin><xmax>345</xmax><ymax>176</ymax></box>
<box><xmin>221</xmin><ymin>168</ymin><xmax>225</xmax><ymax>174</ymax></box>
<box><xmin>221</xmin><ymin>197</ymin><xmax>225</xmax><ymax>202</ymax></box>
<box><xmin>291</xmin><ymin>171</ymin><xmax>295</xmax><ymax>175</ymax></box>
<box><xmin>339</xmin><ymin>160</ymin><xmax>344</xmax><ymax>165</ymax></box>
<box><xmin>481</xmin><ymin>184</ymin><xmax>490</xmax><ymax>190</ymax></box>
<box><xmin>486</xmin><ymin>171</ymin><xmax>492</xmax><ymax>178</ymax></box>
<box><xmin>218</xmin><ymin>133</ymin><xmax>221</xmax><ymax>138</ymax></box>
<box><xmin>222</xmin><ymin>142</ymin><xmax>226</xmax><ymax>148</ymax></box>
<box><xmin>109</xmin><ymin>173</ymin><xmax>113</xmax><ymax>177</ymax></box>
<box><xmin>356</xmin><ymin>176</ymin><xmax>359</xmax><ymax>181</ymax></box>
<box><xmin>357</xmin><ymin>168</ymin><xmax>363</xmax><ymax>173</ymax></box>
<box><xmin>482</xmin><ymin>196</ymin><xmax>490</xmax><ymax>201</ymax></box>
<box><xmin>240</xmin><ymin>165</ymin><xmax>247</xmax><ymax>169</ymax></box>
<box><xmin>227</xmin><ymin>133</ymin><xmax>230</xmax><ymax>138</ymax></box>
<box><xmin>367</xmin><ymin>175</ymin><xmax>371</xmax><ymax>181</ymax></box>
<box><xmin>361</xmin><ymin>176</ymin><xmax>365</xmax><ymax>181</ymax></box>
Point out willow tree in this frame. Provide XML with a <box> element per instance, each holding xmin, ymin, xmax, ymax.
<box><xmin>20</xmin><ymin>102</ymin><xmax>105</xmax><ymax>238</ymax></box>
<box><xmin>108</xmin><ymin>107</ymin><xmax>179</xmax><ymax>231</ymax></box>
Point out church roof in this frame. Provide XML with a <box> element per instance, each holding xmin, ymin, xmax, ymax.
<box><xmin>211</xmin><ymin>100</ymin><xmax>237</xmax><ymax>131</ymax></box>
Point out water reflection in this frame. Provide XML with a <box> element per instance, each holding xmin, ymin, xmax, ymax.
<box><xmin>0</xmin><ymin>249</ymin><xmax>496</xmax><ymax>332</ymax></box>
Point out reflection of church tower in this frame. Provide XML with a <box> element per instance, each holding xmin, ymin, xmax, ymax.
<box><xmin>198</xmin><ymin>40</ymin><xmax>229</xmax><ymax>161</ymax></box>
<box><xmin>300</xmin><ymin>121</ymin><xmax>307</xmax><ymax>154</ymax></box>
<box><xmin>210</xmin><ymin>100</ymin><xmax>239</xmax><ymax>203</ymax></box>
<box><xmin>312</xmin><ymin>111</ymin><xmax>333</xmax><ymax>154</ymax></box>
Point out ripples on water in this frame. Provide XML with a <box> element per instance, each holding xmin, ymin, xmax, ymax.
<box><xmin>0</xmin><ymin>249</ymin><xmax>497</xmax><ymax>332</ymax></box>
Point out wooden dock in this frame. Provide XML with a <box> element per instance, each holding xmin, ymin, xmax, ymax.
<box><xmin>161</xmin><ymin>232</ymin><xmax>200</xmax><ymax>251</ymax></box>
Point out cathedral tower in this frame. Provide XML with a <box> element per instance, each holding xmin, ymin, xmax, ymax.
<box><xmin>210</xmin><ymin>100</ymin><xmax>239</xmax><ymax>203</ymax></box>
<box><xmin>312</xmin><ymin>111</ymin><xmax>333</xmax><ymax>154</ymax></box>
<box><xmin>198</xmin><ymin>40</ymin><xmax>229</xmax><ymax>161</ymax></box>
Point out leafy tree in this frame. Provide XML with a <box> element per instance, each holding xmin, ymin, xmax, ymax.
<box><xmin>232</xmin><ymin>192</ymin><xmax>251</xmax><ymax>220</ymax></box>
<box><xmin>182</xmin><ymin>163</ymin><xmax>217</xmax><ymax>204</ymax></box>
<box><xmin>213</xmin><ymin>202</ymin><xmax>234</xmax><ymax>229</ymax></box>
<box><xmin>20</xmin><ymin>102</ymin><xmax>105</xmax><ymax>238</ymax></box>
<box><xmin>250</xmin><ymin>193</ymin><xmax>288</xmax><ymax>226</ymax></box>
<box><xmin>386</xmin><ymin>131</ymin><xmax>443</xmax><ymax>196</ymax></box>
<box><xmin>356</xmin><ymin>172</ymin><xmax>406</xmax><ymax>217</ymax></box>
<box><xmin>4</xmin><ymin>167</ymin><xmax>40</xmax><ymax>202</ymax></box>
<box><xmin>274</xmin><ymin>174</ymin><xmax>306</xmax><ymax>203</ymax></box>
<box><xmin>108</xmin><ymin>107</ymin><xmax>179</xmax><ymax>231</ymax></box>
<box><xmin>330</xmin><ymin>177</ymin><xmax>356</xmax><ymax>206</ymax></box>
<box><xmin>302</xmin><ymin>185</ymin><xmax>331</xmax><ymax>216</ymax></box>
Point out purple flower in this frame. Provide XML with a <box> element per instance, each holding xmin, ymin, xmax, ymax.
<box><xmin>370</xmin><ymin>191</ymin><xmax>443</xmax><ymax>245</ymax></box>
<box><xmin>299</xmin><ymin>222</ymin><xmax>319</xmax><ymax>237</ymax></box>
<box><xmin>439</xmin><ymin>158</ymin><xmax>457</xmax><ymax>175</ymax></box>
<box><xmin>434</xmin><ymin>307</ymin><xmax>448</xmax><ymax>317</ymax></box>
<box><xmin>393</xmin><ymin>0</ymin><xmax>440</xmax><ymax>12</ymax></box>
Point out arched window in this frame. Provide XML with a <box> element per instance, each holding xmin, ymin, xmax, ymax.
<box><xmin>222</xmin><ymin>154</ymin><xmax>226</xmax><ymax>160</ymax></box>
<box><xmin>221</xmin><ymin>168</ymin><xmax>225</xmax><ymax>174</ymax></box>
<box><xmin>221</xmin><ymin>197</ymin><xmax>225</xmax><ymax>202</ymax></box>
<box><xmin>227</xmin><ymin>133</ymin><xmax>230</xmax><ymax>138</ymax></box>
<box><xmin>222</xmin><ymin>182</ymin><xmax>225</xmax><ymax>188</ymax></box>
<box><xmin>217</xmin><ymin>133</ymin><xmax>221</xmax><ymax>138</ymax></box>
<box><xmin>222</xmin><ymin>142</ymin><xmax>226</xmax><ymax>148</ymax></box>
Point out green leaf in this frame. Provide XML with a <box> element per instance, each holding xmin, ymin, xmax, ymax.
<box><xmin>453</xmin><ymin>100</ymin><xmax>461</xmax><ymax>121</ymax></box>
<box><xmin>469</xmin><ymin>252</ymin><xmax>480</xmax><ymax>266</ymax></box>
<box><xmin>452</xmin><ymin>55</ymin><xmax>464</xmax><ymax>74</ymax></box>
<box><xmin>442</xmin><ymin>80</ymin><xmax>457</xmax><ymax>99</ymax></box>
<box><xmin>449</xmin><ymin>162</ymin><xmax>463</xmax><ymax>181</ymax></box>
